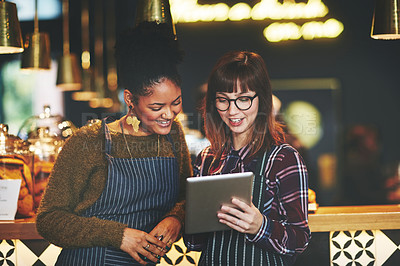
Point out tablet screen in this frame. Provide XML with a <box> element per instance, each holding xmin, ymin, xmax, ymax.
<box><xmin>185</xmin><ymin>172</ymin><xmax>254</xmax><ymax>234</ymax></box>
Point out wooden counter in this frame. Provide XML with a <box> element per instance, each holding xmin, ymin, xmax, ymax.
<box><xmin>0</xmin><ymin>217</ymin><xmax>42</xmax><ymax>240</ymax></box>
<box><xmin>1</xmin><ymin>205</ymin><xmax>400</xmax><ymax>239</ymax></box>
<box><xmin>308</xmin><ymin>204</ymin><xmax>400</xmax><ymax>232</ymax></box>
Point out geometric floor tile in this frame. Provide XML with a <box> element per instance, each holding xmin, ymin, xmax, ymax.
<box><xmin>0</xmin><ymin>240</ymin><xmax>16</xmax><ymax>266</ymax></box>
<box><xmin>15</xmin><ymin>240</ymin><xmax>40</xmax><ymax>266</ymax></box>
<box><xmin>382</xmin><ymin>230</ymin><xmax>400</xmax><ymax>246</ymax></box>
<box><xmin>3</xmin><ymin>237</ymin><xmax>200</xmax><ymax>266</ymax></box>
<box><xmin>375</xmin><ymin>230</ymin><xmax>398</xmax><ymax>266</ymax></box>
<box><xmin>20</xmin><ymin>240</ymin><xmax>49</xmax><ymax>257</ymax></box>
<box><xmin>38</xmin><ymin>244</ymin><xmax>61</xmax><ymax>266</ymax></box>
<box><xmin>382</xmin><ymin>250</ymin><xmax>400</xmax><ymax>266</ymax></box>
<box><xmin>160</xmin><ymin>237</ymin><xmax>201</xmax><ymax>265</ymax></box>
<box><xmin>330</xmin><ymin>230</ymin><xmax>375</xmax><ymax>266</ymax></box>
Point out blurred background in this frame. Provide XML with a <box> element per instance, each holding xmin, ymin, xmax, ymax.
<box><xmin>0</xmin><ymin>0</ymin><xmax>399</xmax><ymax>207</ymax></box>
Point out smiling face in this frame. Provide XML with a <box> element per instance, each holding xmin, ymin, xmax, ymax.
<box><xmin>129</xmin><ymin>78</ymin><xmax>182</xmax><ymax>135</ymax></box>
<box><xmin>216</xmin><ymin>88</ymin><xmax>259</xmax><ymax>148</ymax></box>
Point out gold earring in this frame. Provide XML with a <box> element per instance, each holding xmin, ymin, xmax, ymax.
<box><xmin>126</xmin><ymin>115</ymin><xmax>140</xmax><ymax>133</ymax></box>
<box><xmin>126</xmin><ymin>105</ymin><xmax>140</xmax><ymax>133</ymax></box>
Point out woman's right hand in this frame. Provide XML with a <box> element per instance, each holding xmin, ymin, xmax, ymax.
<box><xmin>120</xmin><ymin>228</ymin><xmax>167</xmax><ymax>265</ymax></box>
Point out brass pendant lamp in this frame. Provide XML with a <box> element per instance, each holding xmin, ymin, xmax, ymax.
<box><xmin>135</xmin><ymin>0</ymin><xmax>177</xmax><ymax>39</ymax></box>
<box><xmin>72</xmin><ymin>0</ymin><xmax>97</xmax><ymax>101</ymax></box>
<box><xmin>56</xmin><ymin>0</ymin><xmax>81</xmax><ymax>91</ymax></box>
<box><xmin>371</xmin><ymin>0</ymin><xmax>400</xmax><ymax>40</ymax></box>
<box><xmin>0</xmin><ymin>0</ymin><xmax>23</xmax><ymax>54</ymax></box>
<box><xmin>20</xmin><ymin>0</ymin><xmax>51</xmax><ymax>70</ymax></box>
<box><xmin>89</xmin><ymin>0</ymin><xmax>113</xmax><ymax>109</ymax></box>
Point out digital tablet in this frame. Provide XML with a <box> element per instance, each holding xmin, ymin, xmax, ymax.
<box><xmin>185</xmin><ymin>172</ymin><xmax>254</xmax><ymax>234</ymax></box>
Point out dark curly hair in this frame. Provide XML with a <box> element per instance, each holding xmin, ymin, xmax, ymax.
<box><xmin>115</xmin><ymin>22</ymin><xmax>184</xmax><ymax>102</ymax></box>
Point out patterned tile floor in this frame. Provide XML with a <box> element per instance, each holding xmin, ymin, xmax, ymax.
<box><xmin>0</xmin><ymin>237</ymin><xmax>200</xmax><ymax>266</ymax></box>
<box><xmin>330</xmin><ymin>230</ymin><xmax>400</xmax><ymax>266</ymax></box>
<box><xmin>2</xmin><ymin>230</ymin><xmax>400</xmax><ymax>265</ymax></box>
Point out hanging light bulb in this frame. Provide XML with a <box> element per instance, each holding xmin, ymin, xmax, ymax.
<box><xmin>135</xmin><ymin>0</ymin><xmax>177</xmax><ymax>39</ymax></box>
<box><xmin>56</xmin><ymin>0</ymin><xmax>81</xmax><ymax>91</ymax></box>
<box><xmin>371</xmin><ymin>0</ymin><xmax>400</xmax><ymax>40</ymax></box>
<box><xmin>20</xmin><ymin>0</ymin><xmax>51</xmax><ymax>70</ymax></box>
<box><xmin>0</xmin><ymin>0</ymin><xmax>23</xmax><ymax>54</ymax></box>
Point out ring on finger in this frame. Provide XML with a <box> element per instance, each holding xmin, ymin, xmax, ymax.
<box><xmin>236</xmin><ymin>219</ymin><xmax>240</xmax><ymax>226</ymax></box>
<box><xmin>144</xmin><ymin>244</ymin><xmax>150</xmax><ymax>250</ymax></box>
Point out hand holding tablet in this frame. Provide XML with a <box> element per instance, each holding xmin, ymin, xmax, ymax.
<box><xmin>185</xmin><ymin>172</ymin><xmax>254</xmax><ymax>234</ymax></box>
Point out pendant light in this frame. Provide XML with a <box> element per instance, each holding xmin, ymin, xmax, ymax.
<box><xmin>20</xmin><ymin>0</ymin><xmax>51</xmax><ymax>70</ymax></box>
<box><xmin>89</xmin><ymin>0</ymin><xmax>113</xmax><ymax>109</ymax></box>
<box><xmin>135</xmin><ymin>0</ymin><xmax>177</xmax><ymax>39</ymax></box>
<box><xmin>0</xmin><ymin>0</ymin><xmax>23</xmax><ymax>54</ymax></box>
<box><xmin>56</xmin><ymin>0</ymin><xmax>81</xmax><ymax>91</ymax></box>
<box><xmin>72</xmin><ymin>0</ymin><xmax>97</xmax><ymax>101</ymax></box>
<box><xmin>371</xmin><ymin>0</ymin><xmax>400</xmax><ymax>40</ymax></box>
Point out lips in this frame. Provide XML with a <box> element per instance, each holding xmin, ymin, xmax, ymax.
<box><xmin>156</xmin><ymin>119</ymin><xmax>171</xmax><ymax>127</ymax></box>
<box><xmin>229</xmin><ymin>118</ymin><xmax>243</xmax><ymax>126</ymax></box>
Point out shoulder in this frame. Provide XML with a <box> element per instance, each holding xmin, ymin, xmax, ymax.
<box><xmin>269</xmin><ymin>144</ymin><xmax>306</xmax><ymax>166</ymax></box>
<box><xmin>61</xmin><ymin>120</ymin><xmax>103</xmax><ymax>153</ymax></box>
<box><xmin>169</xmin><ymin>118</ymin><xmax>187</xmax><ymax>147</ymax></box>
<box><xmin>267</xmin><ymin>144</ymin><xmax>307</xmax><ymax>174</ymax></box>
<box><xmin>194</xmin><ymin>145</ymin><xmax>214</xmax><ymax>166</ymax></box>
<box><xmin>76</xmin><ymin>120</ymin><xmax>102</xmax><ymax>136</ymax></box>
<box><xmin>170</xmin><ymin>118</ymin><xmax>184</xmax><ymax>137</ymax></box>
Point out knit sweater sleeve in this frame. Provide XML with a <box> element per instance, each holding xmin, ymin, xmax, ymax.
<box><xmin>35</xmin><ymin>123</ymin><xmax>127</xmax><ymax>249</ymax></box>
<box><xmin>163</xmin><ymin>119</ymin><xmax>193</xmax><ymax>225</ymax></box>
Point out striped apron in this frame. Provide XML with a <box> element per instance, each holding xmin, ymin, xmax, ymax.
<box><xmin>56</xmin><ymin>118</ymin><xmax>179</xmax><ymax>266</ymax></box>
<box><xmin>199</xmin><ymin>149</ymin><xmax>288</xmax><ymax>266</ymax></box>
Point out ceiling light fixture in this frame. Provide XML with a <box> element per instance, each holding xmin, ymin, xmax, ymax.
<box><xmin>20</xmin><ymin>0</ymin><xmax>51</xmax><ymax>70</ymax></box>
<box><xmin>56</xmin><ymin>0</ymin><xmax>81</xmax><ymax>91</ymax></box>
<box><xmin>0</xmin><ymin>0</ymin><xmax>23</xmax><ymax>54</ymax></box>
<box><xmin>371</xmin><ymin>0</ymin><xmax>400</xmax><ymax>40</ymax></box>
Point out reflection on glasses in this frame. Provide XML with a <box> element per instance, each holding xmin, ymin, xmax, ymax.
<box><xmin>215</xmin><ymin>94</ymin><xmax>258</xmax><ymax>111</ymax></box>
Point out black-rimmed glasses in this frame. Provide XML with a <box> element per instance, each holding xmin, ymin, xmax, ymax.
<box><xmin>215</xmin><ymin>94</ymin><xmax>258</xmax><ymax>111</ymax></box>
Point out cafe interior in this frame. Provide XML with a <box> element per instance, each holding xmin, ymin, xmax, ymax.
<box><xmin>0</xmin><ymin>0</ymin><xmax>399</xmax><ymax>265</ymax></box>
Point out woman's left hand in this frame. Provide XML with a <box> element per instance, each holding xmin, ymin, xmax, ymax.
<box><xmin>217</xmin><ymin>198</ymin><xmax>263</xmax><ymax>235</ymax></box>
<box><xmin>149</xmin><ymin>216</ymin><xmax>182</xmax><ymax>250</ymax></box>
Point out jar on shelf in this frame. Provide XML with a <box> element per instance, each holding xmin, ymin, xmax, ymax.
<box><xmin>18</xmin><ymin>105</ymin><xmax>76</xmax><ymax>209</ymax></box>
<box><xmin>0</xmin><ymin>123</ymin><xmax>35</xmax><ymax>218</ymax></box>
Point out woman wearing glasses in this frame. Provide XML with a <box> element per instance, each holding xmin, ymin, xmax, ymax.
<box><xmin>184</xmin><ymin>51</ymin><xmax>310</xmax><ymax>265</ymax></box>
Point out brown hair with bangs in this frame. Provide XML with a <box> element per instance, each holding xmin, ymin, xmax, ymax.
<box><xmin>202</xmin><ymin>51</ymin><xmax>285</xmax><ymax>158</ymax></box>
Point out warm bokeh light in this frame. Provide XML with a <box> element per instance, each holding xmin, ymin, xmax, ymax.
<box><xmin>170</xmin><ymin>0</ymin><xmax>329</xmax><ymax>22</ymax></box>
<box><xmin>251</xmin><ymin>0</ymin><xmax>328</xmax><ymax>20</ymax></box>
<box><xmin>89</xmin><ymin>98</ymin><xmax>114</xmax><ymax>109</ymax></box>
<box><xmin>81</xmin><ymin>51</ymin><xmax>91</xmax><ymax>69</ymax></box>
<box><xmin>228</xmin><ymin>3</ymin><xmax>251</xmax><ymax>21</ymax></box>
<box><xmin>170</xmin><ymin>0</ymin><xmax>343</xmax><ymax>42</ymax></box>
<box><xmin>284</xmin><ymin>101</ymin><xmax>322</xmax><ymax>149</ymax></box>
<box><xmin>264</xmin><ymin>19</ymin><xmax>344</xmax><ymax>42</ymax></box>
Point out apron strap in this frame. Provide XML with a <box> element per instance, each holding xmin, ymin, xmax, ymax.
<box><xmin>102</xmin><ymin>117</ymin><xmax>113</xmax><ymax>156</ymax></box>
<box><xmin>164</xmin><ymin>133</ymin><xmax>178</xmax><ymax>159</ymax></box>
<box><xmin>252</xmin><ymin>148</ymin><xmax>269</xmax><ymax>209</ymax></box>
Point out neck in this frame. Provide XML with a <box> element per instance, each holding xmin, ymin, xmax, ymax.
<box><xmin>232</xmin><ymin>133</ymin><xmax>250</xmax><ymax>150</ymax></box>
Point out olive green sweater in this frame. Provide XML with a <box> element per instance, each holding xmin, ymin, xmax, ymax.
<box><xmin>36</xmin><ymin>119</ymin><xmax>192</xmax><ymax>249</ymax></box>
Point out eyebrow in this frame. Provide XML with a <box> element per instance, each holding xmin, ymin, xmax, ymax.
<box><xmin>148</xmin><ymin>95</ymin><xmax>182</xmax><ymax>106</ymax></box>
<box><xmin>216</xmin><ymin>92</ymin><xmax>252</xmax><ymax>97</ymax></box>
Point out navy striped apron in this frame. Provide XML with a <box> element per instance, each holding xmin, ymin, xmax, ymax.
<box><xmin>56</xmin><ymin>118</ymin><xmax>179</xmax><ymax>266</ymax></box>
<box><xmin>199</xmin><ymin>149</ymin><xmax>287</xmax><ymax>266</ymax></box>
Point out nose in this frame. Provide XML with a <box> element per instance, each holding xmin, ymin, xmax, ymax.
<box><xmin>227</xmin><ymin>101</ymin><xmax>240</xmax><ymax>114</ymax></box>
<box><xmin>162</xmin><ymin>108</ymin><xmax>173</xmax><ymax>119</ymax></box>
